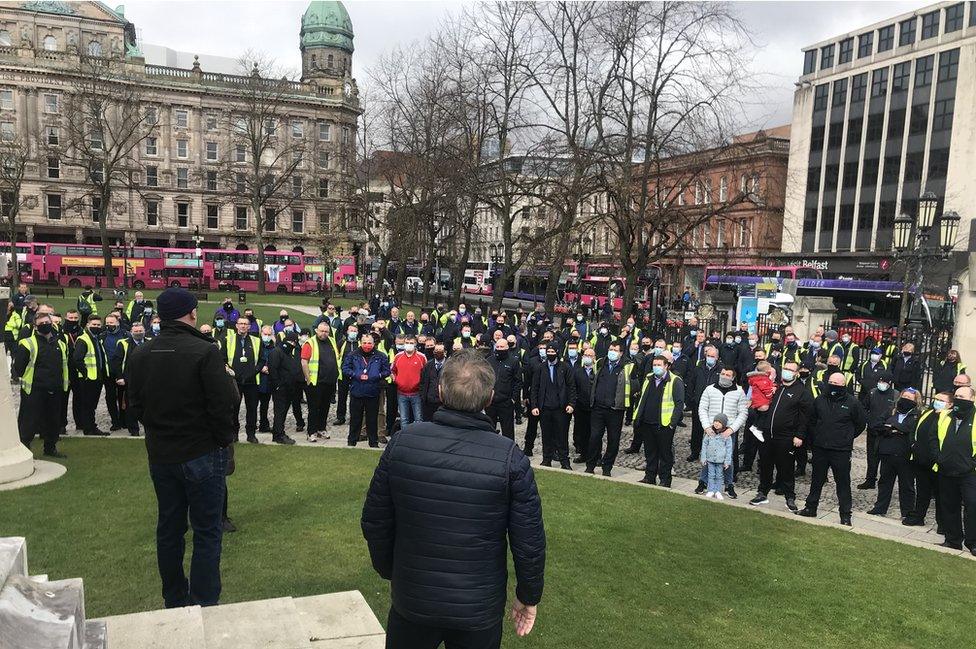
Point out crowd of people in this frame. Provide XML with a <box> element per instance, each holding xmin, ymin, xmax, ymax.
<box><xmin>4</xmin><ymin>282</ymin><xmax>975</xmax><ymax>554</ymax></box>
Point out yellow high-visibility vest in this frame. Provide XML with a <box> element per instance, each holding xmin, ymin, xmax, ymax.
<box><xmin>76</xmin><ymin>331</ymin><xmax>104</xmax><ymax>381</ymax></box>
<box><xmin>305</xmin><ymin>336</ymin><xmax>339</xmax><ymax>386</ymax></box>
<box><xmin>933</xmin><ymin>410</ymin><xmax>976</xmax><ymax>473</ymax></box>
<box><xmin>635</xmin><ymin>373</ymin><xmax>676</xmax><ymax>426</ymax></box>
<box><xmin>19</xmin><ymin>335</ymin><xmax>69</xmax><ymax>394</ymax></box>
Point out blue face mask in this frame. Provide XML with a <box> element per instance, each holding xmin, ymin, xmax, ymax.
<box><xmin>347</xmin><ymin>332</ymin><xmax>358</xmax><ymax>341</ymax></box>
<box><xmin>568</xmin><ymin>349</ymin><xmax>578</xmax><ymax>359</ymax></box>
<box><xmin>705</xmin><ymin>356</ymin><xmax>717</xmax><ymax>367</ymax></box>
<box><xmin>215</xmin><ymin>319</ymin><xmax>225</xmax><ymax>328</ymax></box>
<box><xmin>653</xmin><ymin>347</ymin><xmax>664</xmax><ymax>356</ymax></box>
<box><xmin>539</xmin><ymin>348</ymin><xmax>547</xmax><ymax>359</ymax></box>
<box><xmin>606</xmin><ymin>350</ymin><xmax>620</xmax><ymax>362</ymax></box>
<box><xmin>781</xmin><ymin>369</ymin><xmax>795</xmax><ymax>382</ymax></box>
<box><xmin>629</xmin><ymin>349</ymin><xmax>639</xmax><ymax>357</ymax></box>
<box><xmin>151</xmin><ymin>324</ymin><xmax>160</xmax><ymax>334</ymax></box>
<box><xmin>396</xmin><ymin>344</ymin><xmax>404</xmax><ymax>351</ymax></box>
<box><xmin>652</xmin><ymin>366</ymin><xmax>665</xmax><ymax>377</ymax></box>
<box><xmin>931</xmin><ymin>399</ymin><xmax>946</xmax><ymax>412</ymax></box>
<box><xmin>262</xmin><ymin>335</ymin><xmax>273</xmax><ymax>344</ymax></box>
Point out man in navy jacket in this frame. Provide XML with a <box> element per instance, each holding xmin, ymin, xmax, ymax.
<box><xmin>341</xmin><ymin>332</ymin><xmax>391</xmax><ymax>447</ymax></box>
<box><xmin>362</xmin><ymin>351</ymin><xmax>545</xmax><ymax>648</ymax></box>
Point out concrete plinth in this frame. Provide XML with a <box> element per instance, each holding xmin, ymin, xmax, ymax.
<box><xmin>0</xmin><ymin>335</ymin><xmax>34</xmax><ymax>485</ymax></box>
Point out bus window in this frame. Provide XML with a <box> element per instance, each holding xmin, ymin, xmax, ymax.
<box><xmin>33</xmin><ymin>245</ymin><xmax>45</xmax><ymax>255</ymax></box>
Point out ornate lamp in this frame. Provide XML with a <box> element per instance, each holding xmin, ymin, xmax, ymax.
<box><xmin>917</xmin><ymin>191</ymin><xmax>938</xmax><ymax>230</ymax></box>
<box><xmin>893</xmin><ymin>214</ymin><xmax>913</xmax><ymax>252</ymax></box>
<box><xmin>939</xmin><ymin>210</ymin><xmax>960</xmax><ymax>253</ymax></box>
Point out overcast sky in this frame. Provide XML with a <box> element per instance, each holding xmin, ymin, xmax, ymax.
<box><xmin>121</xmin><ymin>0</ymin><xmax>926</xmax><ymax>129</ymax></box>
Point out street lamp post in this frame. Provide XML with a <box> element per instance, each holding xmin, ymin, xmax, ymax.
<box><xmin>191</xmin><ymin>226</ymin><xmax>204</xmax><ymax>290</ymax></box>
<box><xmin>892</xmin><ymin>191</ymin><xmax>960</xmax><ymax>343</ymax></box>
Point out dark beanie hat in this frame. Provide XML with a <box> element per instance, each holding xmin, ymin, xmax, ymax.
<box><xmin>157</xmin><ymin>288</ymin><xmax>198</xmax><ymax>321</ymax></box>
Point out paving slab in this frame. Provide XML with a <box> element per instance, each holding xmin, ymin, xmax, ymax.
<box><xmin>293</xmin><ymin>591</ymin><xmax>383</xmax><ymax>642</ymax></box>
<box><xmin>202</xmin><ymin>597</ymin><xmax>310</xmax><ymax>649</ymax></box>
<box><xmin>312</xmin><ymin>636</ymin><xmax>386</xmax><ymax>649</ymax></box>
<box><xmin>98</xmin><ymin>605</ymin><xmax>205</xmax><ymax>649</ymax></box>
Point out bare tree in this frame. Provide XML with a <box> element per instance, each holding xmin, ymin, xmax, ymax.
<box><xmin>63</xmin><ymin>55</ymin><xmax>153</xmax><ymax>289</ymax></box>
<box><xmin>212</xmin><ymin>54</ymin><xmax>315</xmax><ymax>294</ymax></box>
<box><xmin>592</xmin><ymin>1</ymin><xmax>755</xmax><ymax>322</ymax></box>
<box><xmin>0</xmin><ymin>135</ymin><xmax>34</xmax><ymax>282</ymax></box>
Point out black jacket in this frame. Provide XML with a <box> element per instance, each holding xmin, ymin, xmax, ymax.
<box><xmin>362</xmin><ymin>408</ymin><xmax>545</xmax><ymax>630</ymax></box>
<box><xmin>268</xmin><ymin>341</ymin><xmax>304</xmax><ymax>388</ymax></box>
<box><xmin>531</xmin><ymin>360</ymin><xmax>577</xmax><ymax>410</ymax></box>
<box><xmin>573</xmin><ymin>363</ymin><xmax>596</xmax><ymax>410</ymax></box>
<box><xmin>767</xmin><ymin>379</ymin><xmax>814</xmax><ymax>441</ymax></box>
<box><xmin>891</xmin><ymin>355</ymin><xmax>922</xmax><ymax>390</ymax></box>
<box><xmin>877</xmin><ymin>410</ymin><xmax>918</xmax><ymax>456</ymax></box>
<box><xmin>866</xmin><ymin>388</ymin><xmax>896</xmax><ymax>432</ymax></box>
<box><xmin>127</xmin><ymin>321</ymin><xmax>238</xmax><ymax>464</ymax></box>
<box><xmin>807</xmin><ymin>390</ymin><xmax>867</xmax><ymax>451</ymax></box>
<box><xmin>419</xmin><ymin>357</ymin><xmax>444</xmax><ymax>406</ymax></box>
<box><xmin>687</xmin><ymin>360</ymin><xmax>723</xmax><ymax>406</ymax></box>
<box><xmin>487</xmin><ymin>352</ymin><xmax>522</xmax><ymax>405</ymax></box>
<box><xmin>911</xmin><ymin>409</ymin><xmax>940</xmax><ymax>467</ymax></box>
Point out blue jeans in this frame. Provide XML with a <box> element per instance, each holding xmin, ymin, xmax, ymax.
<box><xmin>698</xmin><ymin>431</ymin><xmax>738</xmax><ymax>486</ymax></box>
<box><xmin>397</xmin><ymin>394</ymin><xmax>422</xmax><ymax>427</ymax></box>
<box><xmin>149</xmin><ymin>448</ymin><xmax>228</xmax><ymax>608</ymax></box>
<box><xmin>707</xmin><ymin>462</ymin><xmax>726</xmax><ymax>493</ymax></box>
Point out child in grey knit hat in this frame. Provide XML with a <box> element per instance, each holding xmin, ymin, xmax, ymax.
<box><xmin>701</xmin><ymin>413</ymin><xmax>734</xmax><ymax>499</ymax></box>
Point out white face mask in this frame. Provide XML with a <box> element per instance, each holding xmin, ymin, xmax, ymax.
<box><xmin>404</xmin><ymin>343</ymin><xmax>415</xmax><ymax>352</ymax></box>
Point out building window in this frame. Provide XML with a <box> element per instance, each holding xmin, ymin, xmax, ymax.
<box><xmin>899</xmin><ymin>18</ymin><xmax>916</xmax><ymax>46</ymax></box>
<box><xmin>857</xmin><ymin>32</ymin><xmax>873</xmax><ymax>58</ymax></box>
<box><xmin>90</xmin><ymin>161</ymin><xmax>104</xmax><ymax>183</ymax></box>
<box><xmin>46</xmin><ymin>193</ymin><xmax>61</xmax><ymax>220</ymax></box>
<box><xmin>820</xmin><ymin>44</ymin><xmax>834</xmax><ymax>69</ymax></box>
<box><xmin>43</xmin><ymin>93</ymin><xmax>59</xmax><ymax>114</ymax></box>
<box><xmin>737</xmin><ymin>219</ymin><xmax>749</xmax><ymax>246</ymax></box>
<box><xmin>291</xmin><ymin>120</ymin><xmax>304</xmax><ymax>138</ymax></box>
<box><xmin>932</xmin><ymin>98</ymin><xmax>954</xmax><ymax>131</ymax></box>
<box><xmin>716</xmin><ymin>223</ymin><xmax>725</xmax><ymax>247</ymax></box>
<box><xmin>870</xmin><ymin>68</ymin><xmax>888</xmax><ymax>97</ymax></box>
<box><xmin>878</xmin><ymin>25</ymin><xmax>894</xmax><ymax>52</ymax></box>
<box><xmin>146</xmin><ymin>200</ymin><xmax>159</xmax><ymax>226</ymax></box>
<box><xmin>263</xmin><ymin>208</ymin><xmax>276</xmax><ymax>232</ymax></box>
<box><xmin>46</xmin><ymin>156</ymin><xmax>59</xmax><ymax>179</ymax></box>
<box><xmin>803</xmin><ymin>50</ymin><xmax>816</xmax><ymax>74</ymax></box>
<box><xmin>0</xmin><ymin>89</ymin><xmax>12</xmax><ymax>110</ymax></box>
<box><xmin>43</xmin><ymin>35</ymin><xmax>56</xmax><ymax>51</ymax></box>
<box><xmin>920</xmin><ymin>10</ymin><xmax>939</xmax><ymax>39</ymax></box>
<box><xmin>91</xmin><ymin>197</ymin><xmax>101</xmax><ymax>223</ymax></box>
<box><xmin>749</xmin><ymin>174</ymin><xmax>760</xmax><ymax>196</ymax></box>
<box><xmin>145</xmin><ymin>137</ymin><xmax>157</xmax><ymax>155</ymax></box>
<box><xmin>887</xmin><ymin>108</ymin><xmax>906</xmax><ymax>139</ymax></box>
<box><xmin>235</xmin><ymin>206</ymin><xmax>248</xmax><ymax>230</ymax></box>
<box><xmin>807</xmin><ymin>166</ymin><xmax>821</xmax><ymax>193</ymax></box>
<box><xmin>847</xmin><ymin>117</ymin><xmax>863</xmax><ymax>146</ymax></box>
<box><xmin>851</xmin><ymin>73</ymin><xmax>867</xmax><ymax>102</ymax></box>
<box><xmin>971</xmin><ymin>0</ymin><xmax>976</xmax><ymax>27</ymax></box>
<box><xmin>909</xmin><ymin>103</ymin><xmax>929</xmax><ymax>136</ymax></box>
<box><xmin>206</xmin><ymin>170</ymin><xmax>218</xmax><ymax>191</ymax></box>
<box><xmin>317</xmin><ymin>150</ymin><xmax>329</xmax><ymax>168</ymax></box>
<box><xmin>838</xmin><ymin>38</ymin><xmax>853</xmax><ymax>64</ymax></box>
<box><xmin>292</xmin><ymin>209</ymin><xmax>304</xmax><ymax>233</ymax></box>
<box><xmin>235</xmin><ymin>173</ymin><xmax>246</xmax><ymax>194</ymax></box>
<box><xmin>145</xmin><ymin>106</ymin><xmax>158</xmax><ymax>125</ymax></box>
<box><xmin>938</xmin><ymin>49</ymin><xmax>959</xmax><ymax>81</ymax></box>
<box><xmin>945</xmin><ymin>3</ymin><xmax>964</xmax><ymax>31</ymax></box>
<box><xmin>176</xmin><ymin>202</ymin><xmax>189</xmax><ymax>228</ymax></box>
<box><xmin>177</xmin><ymin>167</ymin><xmax>188</xmax><ymax>189</ymax></box>
<box><xmin>174</xmin><ymin>109</ymin><xmax>189</xmax><ymax>128</ymax></box>
<box><xmin>832</xmin><ymin>78</ymin><xmax>847</xmax><ymax>107</ymax></box>
<box><xmin>205</xmin><ymin>141</ymin><xmax>218</xmax><ymax>161</ymax></box>
<box><xmin>292</xmin><ymin>176</ymin><xmax>303</xmax><ymax>198</ymax></box>
<box><xmin>90</xmin><ymin>128</ymin><xmax>103</xmax><ymax>150</ymax></box>
<box><xmin>176</xmin><ymin>139</ymin><xmax>188</xmax><ymax>158</ymax></box>
<box><xmin>718</xmin><ymin>176</ymin><xmax>728</xmax><ymax>202</ymax></box>
<box><xmin>342</xmin><ymin>126</ymin><xmax>350</xmax><ymax>144</ymax></box>
<box><xmin>318</xmin><ymin>178</ymin><xmax>329</xmax><ymax>198</ymax></box>
<box><xmin>235</xmin><ymin>144</ymin><xmax>246</xmax><ymax>163</ymax></box>
<box><xmin>318</xmin><ymin>210</ymin><xmax>330</xmax><ymax>231</ymax></box>
<box><xmin>46</xmin><ymin>126</ymin><xmax>59</xmax><ymax>145</ymax></box>
<box><xmin>0</xmin><ymin>121</ymin><xmax>12</xmax><ymax>141</ymax></box>
<box><xmin>0</xmin><ymin>30</ymin><xmax>10</xmax><ymax>47</ymax></box>
<box><xmin>694</xmin><ymin>181</ymin><xmax>703</xmax><ymax>205</ymax></box>
<box><xmin>263</xmin><ymin>117</ymin><xmax>276</xmax><ymax>135</ymax></box>
<box><xmin>892</xmin><ymin>62</ymin><xmax>911</xmax><ymax>92</ymax></box>
<box><xmin>928</xmin><ymin>148</ymin><xmax>950</xmax><ymax>180</ymax></box>
<box><xmin>318</xmin><ymin>121</ymin><xmax>331</xmax><ymax>141</ymax></box>
<box><xmin>205</xmin><ymin>114</ymin><xmax>218</xmax><ymax>131</ymax></box>
<box><xmin>861</xmin><ymin>158</ymin><xmax>879</xmax><ymax>185</ymax></box>
<box><xmin>813</xmin><ymin>84</ymin><xmax>829</xmax><ymax>110</ymax></box>
<box><xmin>145</xmin><ymin>166</ymin><xmax>158</xmax><ymax>187</ymax></box>
<box><xmin>914</xmin><ymin>55</ymin><xmax>934</xmax><ymax>86</ymax></box>
<box><xmin>206</xmin><ymin>204</ymin><xmax>219</xmax><ymax>229</ymax></box>
<box><xmin>87</xmin><ymin>40</ymin><xmax>102</xmax><ymax>57</ymax></box>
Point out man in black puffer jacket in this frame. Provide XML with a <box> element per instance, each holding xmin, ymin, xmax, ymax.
<box><xmin>362</xmin><ymin>350</ymin><xmax>546</xmax><ymax>648</ymax></box>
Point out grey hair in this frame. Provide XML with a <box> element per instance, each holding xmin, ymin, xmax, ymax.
<box><xmin>439</xmin><ymin>350</ymin><xmax>494</xmax><ymax>413</ymax></box>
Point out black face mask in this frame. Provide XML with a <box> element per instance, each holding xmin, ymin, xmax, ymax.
<box><xmin>896</xmin><ymin>398</ymin><xmax>915</xmax><ymax>414</ymax></box>
<box><xmin>223</xmin><ymin>303</ymin><xmax>233</xmax><ymax>311</ymax></box>
<box><xmin>953</xmin><ymin>399</ymin><xmax>974</xmax><ymax>418</ymax></box>
<box><xmin>827</xmin><ymin>385</ymin><xmax>845</xmax><ymax>398</ymax></box>
<box><xmin>280</xmin><ymin>316</ymin><xmax>288</xmax><ymax>322</ymax></box>
<box><xmin>36</xmin><ymin>322</ymin><xmax>54</xmax><ymax>335</ymax></box>
<box><xmin>799</xmin><ymin>370</ymin><xmax>811</xmax><ymax>379</ymax></box>
<box><xmin>64</xmin><ymin>321</ymin><xmax>80</xmax><ymax>334</ymax></box>
<box><xmin>546</xmin><ymin>354</ymin><xmax>558</xmax><ymax>363</ymax></box>
<box><xmin>88</xmin><ymin>326</ymin><xmax>103</xmax><ymax>336</ymax></box>
<box><xmin>642</xmin><ymin>344</ymin><xmax>652</xmax><ymax>351</ymax></box>
<box><xmin>495</xmin><ymin>349</ymin><xmax>508</xmax><ymax>360</ymax></box>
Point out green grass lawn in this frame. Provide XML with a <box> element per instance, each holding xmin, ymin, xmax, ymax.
<box><xmin>2</xmin><ymin>440</ymin><xmax>973</xmax><ymax>648</ymax></box>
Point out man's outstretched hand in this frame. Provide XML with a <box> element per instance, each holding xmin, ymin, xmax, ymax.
<box><xmin>511</xmin><ymin>598</ymin><xmax>537</xmax><ymax>637</ymax></box>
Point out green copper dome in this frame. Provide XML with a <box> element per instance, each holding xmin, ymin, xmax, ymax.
<box><xmin>301</xmin><ymin>1</ymin><xmax>354</xmax><ymax>54</ymax></box>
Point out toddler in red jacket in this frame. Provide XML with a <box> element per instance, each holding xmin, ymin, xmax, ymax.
<box><xmin>746</xmin><ymin>361</ymin><xmax>777</xmax><ymax>440</ymax></box>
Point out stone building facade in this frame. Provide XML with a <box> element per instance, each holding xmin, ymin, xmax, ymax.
<box><xmin>0</xmin><ymin>0</ymin><xmax>360</xmax><ymax>256</ymax></box>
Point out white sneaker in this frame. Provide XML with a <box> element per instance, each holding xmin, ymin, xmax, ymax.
<box><xmin>715</xmin><ymin>491</ymin><xmax>725</xmax><ymax>500</ymax></box>
<box><xmin>307</xmin><ymin>434</ymin><xmax>317</xmax><ymax>443</ymax></box>
<box><xmin>750</xmin><ymin>426</ymin><xmax>765</xmax><ymax>443</ymax></box>
<box><xmin>705</xmin><ymin>491</ymin><xmax>715</xmax><ymax>498</ymax></box>
<box><xmin>320</xmin><ymin>431</ymin><xmax>331</xmax><ymax>440</ymax></box>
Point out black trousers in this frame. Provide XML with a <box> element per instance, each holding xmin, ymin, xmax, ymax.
<box><xmin>805</xmin><ymin>447</ymin><xmax>853</xmax><ymax>516</ymax></box>
<box><xmin>335</xmin><ymin>379</ymin><xmax>349</xmax><ymax>421</ymax></box>
<box><xmin>539</xmin><ymin>407</ymin><xmax>569</xmax><ymax>463</ymax></box>
<box><xmin>795</xmin><ymin>442</ymin><xmax>808</xmax><ymax>474</ymax></box>
<box><xmin>421</xmin><ymin>400</ymin><xmax>439</xmax><ymax>422</ymax></box>
<box><xmin>759</xmin><ymin>437</ymin><xmax>796</xmax><ymax>499</ymax></box>
<box><xmin>937</xmin><ymin>473</ymin><xmax>976</xmax><ymax>550</ymax></box>
<box><xmin>910</xmin><ymin>462</ymin><xmax>940</xmax><ymax>524</ymax></box>
<box><xmin>103</xmin><ymin>378</ymin><xmax>121</xmax><ymax>427</ymax></box>
<box><xmin>117</xmin><ymin>383</ymin><xmax>139</xmax><ymax>435</ymax></box>
<box><xmin>385</xmin><ymin>607</ymin><xmax>502</xmax><ymax>649</ymax></box>
<box><xmin>874</xmin><ymin>453</ymin><xmax>915</xmax><ymax>517</ymax></box>
<box><xmin>524</xmin><ymin>410</ymin><xmax>540</xmax><ymax>453</ymax></box>
<box><xmin>60</xmin><ymin>387</ymin><xmax>69</xmax><ymax>431</ymax></box>
<box><xmin>348</xmin><ymin>395</ymin><xmax>380</xmax><ymax>446</ymax></box>
<box><xmin>587</xmin><ymin>406</ymin><xmax>624</xmax><ymax>470</ymax></box>
<box><xmin>689</xmin><ymin>411</ymin><xmax>704</xmax><ymax>458</ymax></box>
<box><xmin>864</xmin><ymin>429</ymin><xmax>880</xmax><ymax>484</ymax></box>
<box><xmin>639</xmin><ymin>423</ymin><xmax>675</xmax><ymax>486</ymax></box>
<box><xmin>259</xmin><ymin>392</ymin><xmax>271</xmax><ymax>430</ymax></box>
<box><xmin>572</xmin><ymin>407</ymin><xmax>591</xmax><ymax>455</ymax></box>
<box><xmin>271</xmin><ymin>384</ymin><xmax>303</xmax><ymax>437</ymax></box>
<box><xmin>236</xmin><ymin>383</ymin><xmax>259</xmax><ymax>436</ymax></box>
<box><xmin>18</xmin><ymin>388</ymin><xmax>62</xmax><ymax>454</ymax></box>
<box><xmin>306</xmin><ymin>381</ymin><xmax>336</xmax><ymax>435</ymax></box>
<box><xmin>76</xmin><ymin>379</ymin><xmax>103</xmax><ymax>432</ymax></box>
<box><xmin>70</xmin><ymin>377</ymin><xmax>84</xmax><ymax>430</ymax></box>
<box><xmin>384</xmin><ymin>383</ymin><xmax>398</xmax><ymax>436</ymax></box>
<box><xmin>485</xmin><ymin>401</ymin><xmax>515</xmax><ymax>440</ymax></box>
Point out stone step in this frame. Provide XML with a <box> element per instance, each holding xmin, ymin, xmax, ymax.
<box><xmin>0</xmin><ymin>575</ymin><xmax>86</xmax><ymax>649</ymax></box>
<box><xmin>84</xmin><ymin>620</ymin><xmax>107</xmax><ymax>649</ymax></box>
<box><xmin>293</xmin><ymin>591</ymin><xmax>384</xmax><ymax>644</ymax></box>
<box><xmin>99</xmin><ymin>605</ymin><xmax>206</xmax><ymax>649</ymax></box>
<box><xmin>31</xmin><ymin>574</ymin><xmax>49</xmax><ymax>583</ymax></box>
<box><xmin>0</xmin><ymin>536</ymin><xmax>27</xmax><ymax>587</ymax></box>
<box><xmin>202</xmin><ymin>596</ymin><xmax>312</xmax><ymax>649</ymax></box>
<box><xmin>309</xmin><ymin>636</ymin><xmax>385</xmax><ymax>648</ymax></box>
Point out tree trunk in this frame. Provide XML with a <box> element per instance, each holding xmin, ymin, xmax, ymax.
<box><xmin>420</xmin><ymin>240</ymin><xmax>435</xmax><ymax>308</ymax></box>
<box><xmin>619</xmin><ymin>266</ymin><xmax>639</xmax><ymax>324</ymax></box>
<box><xmin>98</xmin><ymin>187</ymin><xmax>115</xmax><ymax>289</ymax></box>
<box><xmin>450</xmin><ymin>211</ymin><xmax>474</xmax><ymax>308</ymax></box>
<box><xmin>7</xmin><ymin>210</ymin><xmax>18</xmax><ymax>283</ymax></box>
<box><xmin>375</xmin><ymin>252</ymin><xmax>391</xmax><ymax>296</ymax></box>
<box><xmin>253</xmin><ymin>197</ymin><xmax>266</xmax><ymax>294</ymax></box>
<box><xmin>544</xmin><ymin>228</ymin><xmax>572</xmax><ymax>313</ymax></box>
